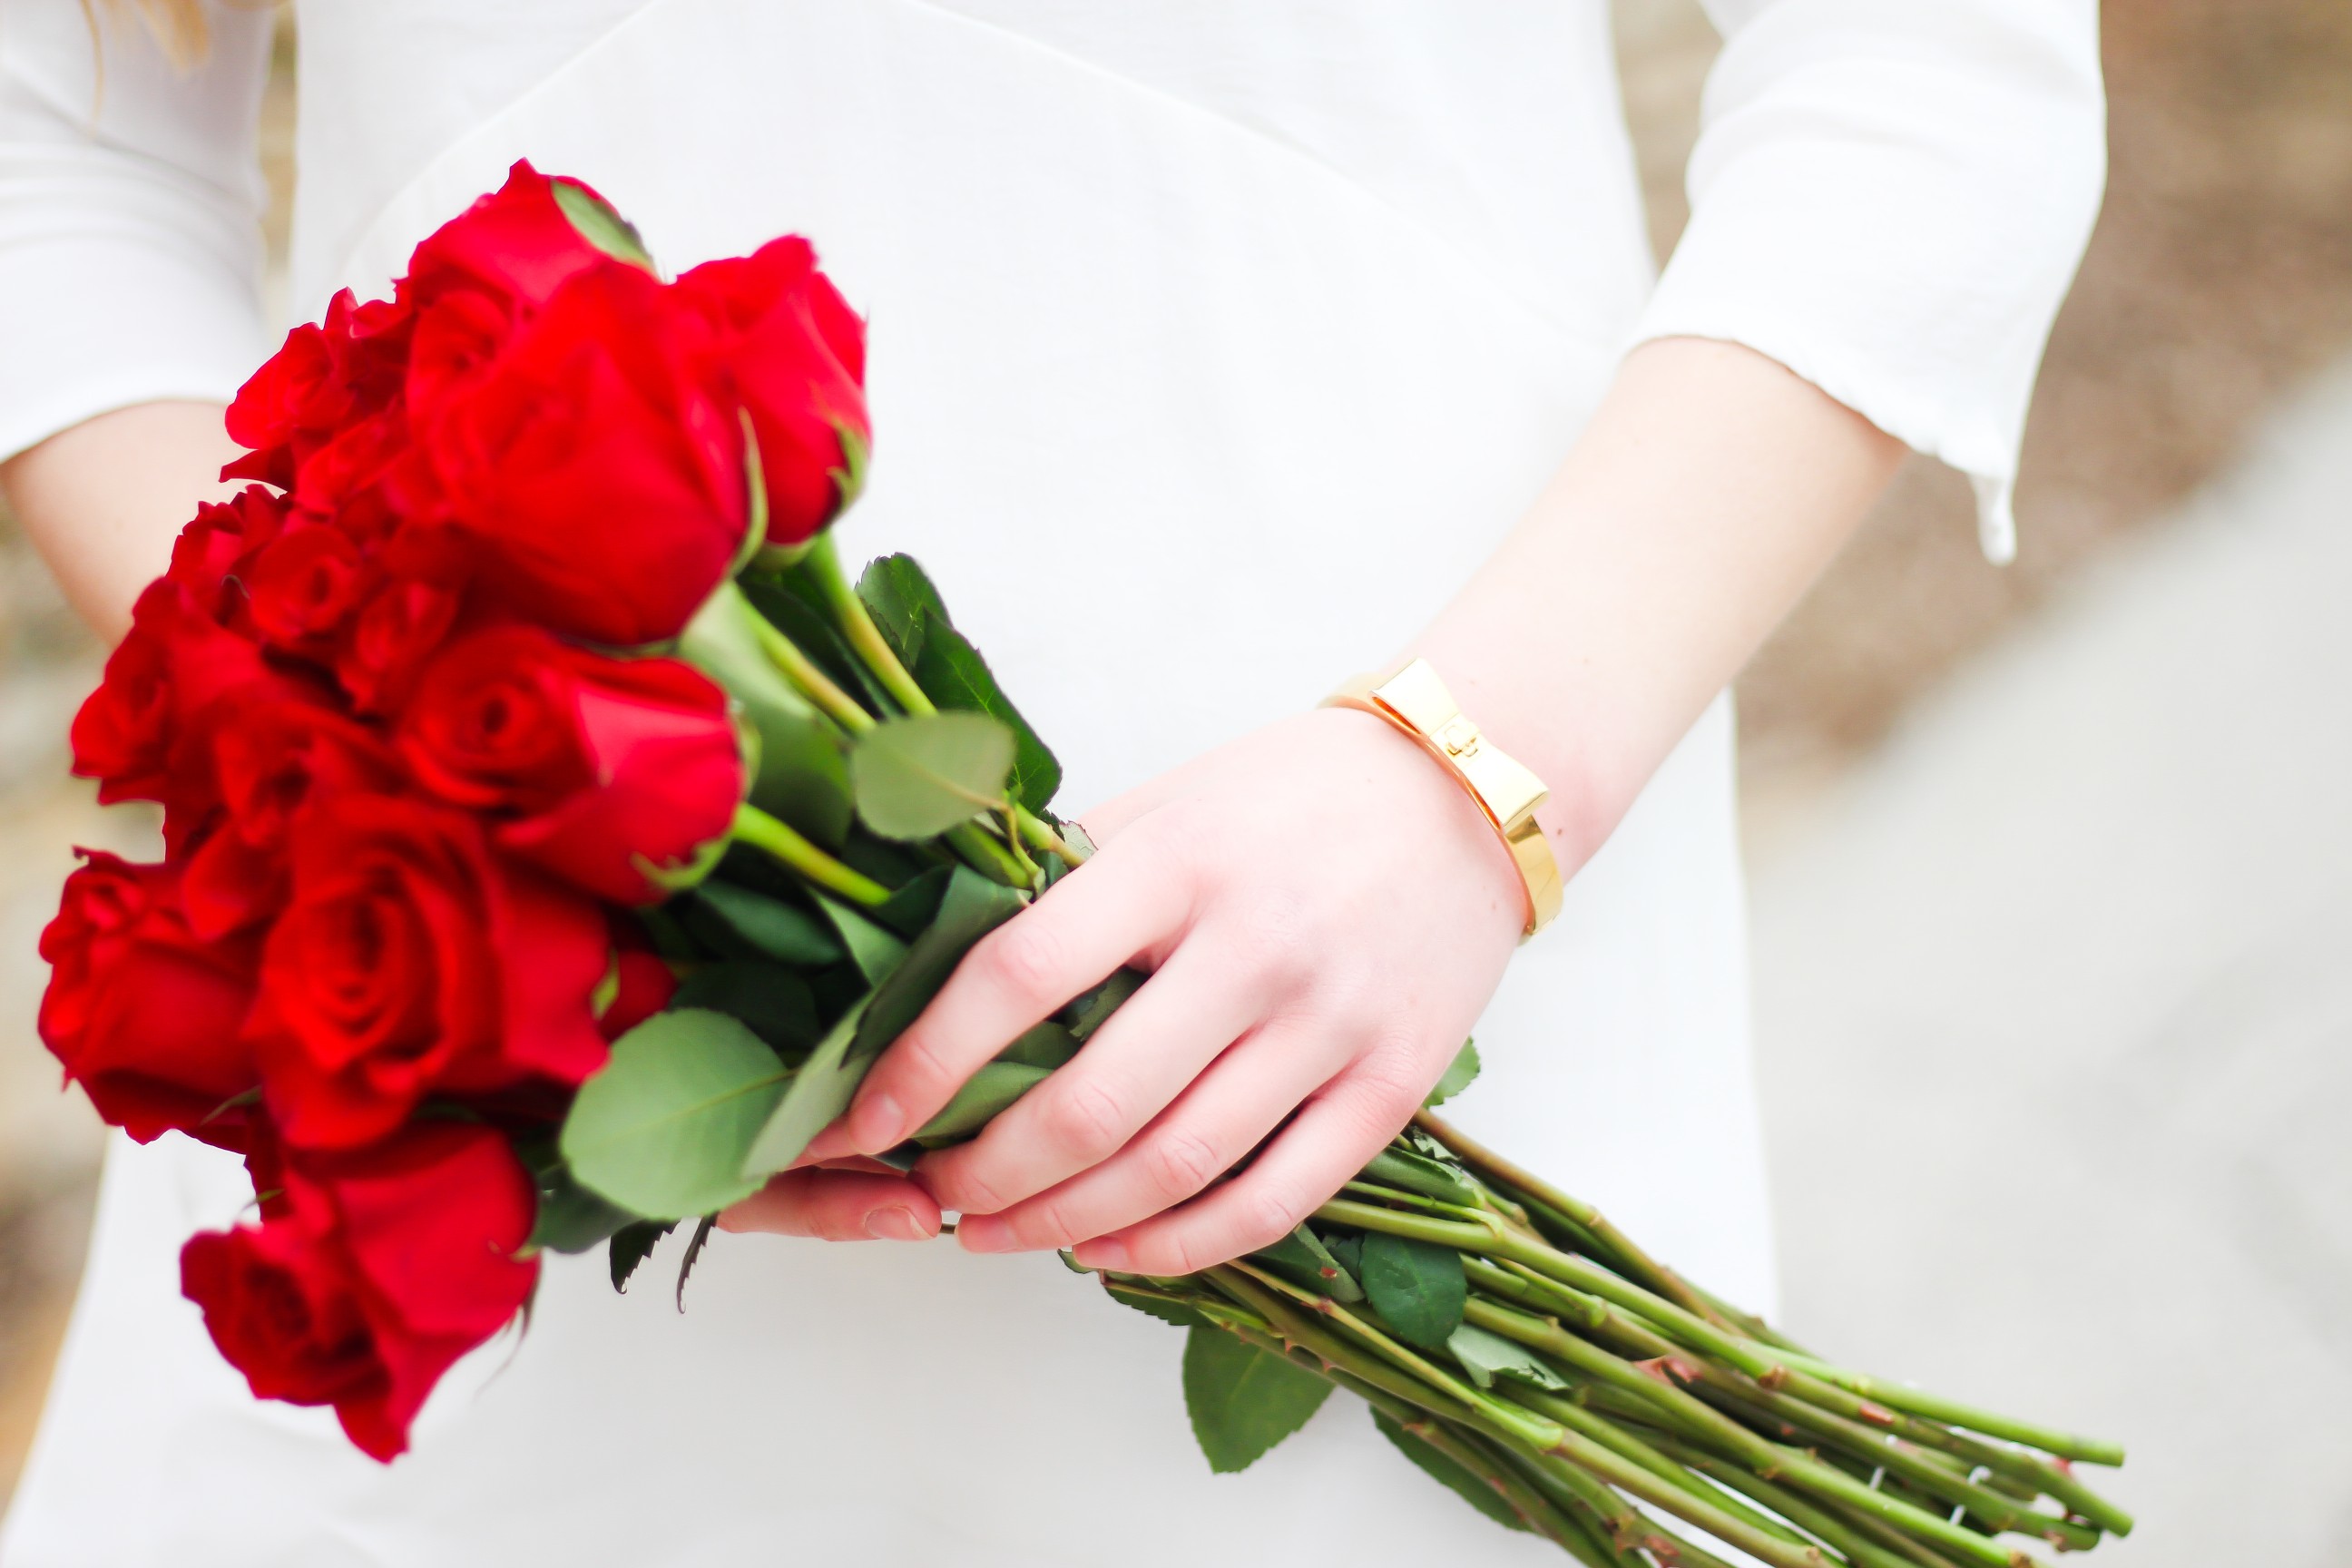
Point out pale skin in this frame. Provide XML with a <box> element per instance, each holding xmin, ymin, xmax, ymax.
<box><xmin>8</xmin><ymin>336</ymin><xmax>1903</xmax><ymax>1274</ymax></box>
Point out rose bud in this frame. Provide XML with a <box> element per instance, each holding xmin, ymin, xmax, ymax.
<box><xmin>678</xmin><ymin>237</ymin><xmax>869</xmax><ymax>552</ymax></box>
<box><xmin>181</xmin><ymin>1120</ymin><xmax>538</xmax><ymax>1462</ymax></box>
<box><xmin>397</xmin><ymin>625</ymin><xmax>744</xmax><ymax>905</ymax></box>
<box><xmin>38</xmin><ymin>853</ymin><xmax>262</xmax><ymax>1145</ymax></box>
<box><xmin>248</xmin><ymin>790</ymin><xmax>608</xmax><ymax>1150</ymax></box>
<box><xmin>419</xmin><ymin>262</ymin><xmax>750</xmax><ymax>646</ymax></box>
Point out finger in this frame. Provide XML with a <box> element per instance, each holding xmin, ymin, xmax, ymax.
<box><xmin>1070</xmin><ymin>1052</ymin><xmax>1424</xmax><ymax>1275</ymax></box>
<box><xmin>716</xmin><ymin>1168</ymin><xmax>943</xmax><ymax>1242</ymax></box>
<box><xmin>919</xmin><ymin>926</ymin><xmax>1287</xmax><ymax>1218</ymax></box>
<box><xmin>846</xmin><ymin>827</ymin><xmax>1194</xmax><ymax>1153</ymax></box>
<box><xmin>955</xmin><ymin>1011</ymin><xmax>1341</xmax><ymax>1255</ymax></box>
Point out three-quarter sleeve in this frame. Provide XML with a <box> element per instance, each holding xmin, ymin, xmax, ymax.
<box><xmin>1628</xmin><ymin>0</ymin><xmax>2105</xmax><ymax>561</ymax></box>
<box><xmin>0</xmin><ymin>0</ymin><xmax>274</xmax><ymax>461</ymax></box>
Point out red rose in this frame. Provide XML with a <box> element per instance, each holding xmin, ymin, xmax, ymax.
<box><xmin>220</xmin><ymin>322</ymin><xmax>349</xmax><ymax>490</ymax></box>
<box><xmin>70</xmin><ymin>581</ymin><xmax>309</xmax><ymax>850</ymax></box>
<box><xmin>401</xmin><ymin>160</ymin><xmax>613</xmax><ymax>318</ymax></box>
<box><xmin>678</xmin><ymin>237</ymin><xmax>869</xmax><ymax>547</ymax></box>
<box><xmin>170</xmin><ymin>485</ymin><xmax>290</xmax><ymax>623</ymax></box>
<box><xmin>38</xmin><ymin>853</ymin><xmax>260</xmax><ymax>1144</ymax></box>
<box><xmin>241</xmin><ymin>522</ymin><xmax>369</xmax><ymax>658</ymax></box>
<box><xmin>248</xmin><ymin>791</ymin><xmax>608</xmax><ymax>1149</ymax></box>
<box><xmin>421</xmin><ymin>262</ymin><xmax>749</xmax><ymax>645</ymax></box>
<box><xmin>181</xmin><ymin>696</ymin><xmax>404</xmax><ymax>938</ymax></box>
<box><xmin>336</xmin><ymin>573</ymin><xmax>466</xmax><ymax>716</ymax></box>
<box><xmin>181</xmin><ymin>1120</ymin><xmax>538</xmax><ymax>1461</ymax></box>
<box><xmin>397</xmin><ymin>625</ymin><xmax>743</xmax><ymax>904</ymax></box>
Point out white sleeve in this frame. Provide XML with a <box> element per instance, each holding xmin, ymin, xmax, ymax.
<box><xmin>0</xmin><ymin>0</ymin><xmax>274</xmax><ymax>461</ymax></box>
<box><xmin>1627</xmin><ymin>0</ymin><xmax>2105</xmax><ymax>561</ymax></box>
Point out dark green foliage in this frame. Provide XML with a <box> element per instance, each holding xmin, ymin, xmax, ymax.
<box><xmin>1359</xmin><ymin>1231</ymin><xmax>1468</xmax><ymax>1351</ymax></box>
<box><xmin>607</xmin><ymin>1220</ymin><xmax>677</xmax><ymax>1294</ymax></box>
<box><xmin>1181</xmin><ymin>1324</ymin><xmax>1333</xmax><ymax>1474</ymax></box>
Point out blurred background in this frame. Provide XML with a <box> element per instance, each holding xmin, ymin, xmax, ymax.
<box><xmin>3</xmin><ymin>2</ymin><xmax>2347</xmax><ymax>1560</ymax></box>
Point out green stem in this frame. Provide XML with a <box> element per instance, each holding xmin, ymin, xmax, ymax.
<box><xmin>803</xmin><ymin>532</ymin><xmax>936</xmax><ymax>717</ymax></box>
<box><xmin>1650</xmin><ymin>1438</ymin><xmax>1958</xmax><ymax>1568</ymax></box>
<box><xmin>1217</xmin><ymin>1265</ymin><xmax>1845</xmax><ymax>1568</ymax></box>
<box><xmin>1416</xmin><ymin>1109</ymin><xmax>1735</xmax><ymax>1333</ymax></box>
<box><xmin>744</xmin><ymin>598</ymin><xmax>875</xmax><ymax>733</ymax></box>
<box><xmin>730</xmin><ymin>804</ymin><xmax>890</xmax><ymax>906</ymax></box>
<box><xmin>1763</xmin><ymin>1350</ymin><xmax>2128</xmax><ymax>1474</ymax></box>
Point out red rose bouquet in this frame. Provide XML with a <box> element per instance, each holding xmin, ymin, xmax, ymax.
<box><xmin>41</xmin><ymin>164</ymin><xmax>2129</xmax><ymax>1566</ymax></box>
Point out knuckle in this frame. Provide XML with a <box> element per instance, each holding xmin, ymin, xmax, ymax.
<box><xmin>1236</xmin><ymin>1184</ymin><xmax>1308</xmax><ymax>1255</ymax></box>
<box><xmin>1009</xmin><ymin>1195</ymin><xmax>1080</xmax><ymax>1251</ymax></box>
<box><xmin>1038</xmin><ymin>1077</ymin><xmax>1131</xmax><ymax>1163</ymax></box>
<box><xmin>930</xmin><ymin>1156</ymin><xmax>1006</xmax><ymax>1217</ymax></box>
<box><xmin>983</xmin><ymin>918</ymin><xmax>1072</xmax><ymax>1005</ymax></box>
<box><xmin>1142</xmin><ymin>1124</ymin><xmax>1223</xmax><ymax>1203</ymax></box>
<box><xmin>888</xmin><ymin>1028</ymin><xmax>960</xmax><ymax>1096</ymax></box>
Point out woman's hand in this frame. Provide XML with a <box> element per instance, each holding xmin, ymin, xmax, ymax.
<box><xmin>726</xmin><ymin>704</ymin><xmax>1524</xmax><ymax>1271</ymax></box>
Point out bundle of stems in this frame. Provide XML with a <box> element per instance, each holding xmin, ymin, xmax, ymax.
<box><xmin>1093</xmin><ymin>1111</ymin><xmax>2131</xmax><ymax>1568</ymax></box>
<box><xmin>580</xmin><ymin>535</ymin><xmax>2127</xmax><ymax>1567</ymax></box>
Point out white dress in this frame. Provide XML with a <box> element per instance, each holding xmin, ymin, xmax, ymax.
<box><xmin>0</xmin><ymin>3</ymin><xmax>2103</xmax><ymax>1563</ymax></box>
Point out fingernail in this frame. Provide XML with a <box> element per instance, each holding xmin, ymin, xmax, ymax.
<box><xmin>850</xmin><ymin>1093</ymin><xmax>904</xmax><ymax>1153</ymax></box>
<box><xmin>865</xmin><ymin>1206</ymin><xmax>928</xmax><ymax>1242</ymax></box>
<box><xmin>957</xmin><ymin>1214</ymin><xmax>1011</xmax><ymax>1254</ymax></box>
<box><xmin>1074</xmin><ymin>1238</ymin><xmax>1129</xmax><ymax>1271</ymax></box>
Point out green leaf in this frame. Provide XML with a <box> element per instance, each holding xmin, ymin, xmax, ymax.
<box><xmin>851</xmin><ymin>866</ymin><xmax>1026</xmax><ymax>1063</ymax></box>
<box><xmin>1446</xmin><ymin>1322</ymin><xmax>1570</xmax><ymax>1391</ymax></box>
<box><xmin>692</xmin><ymin>881</ymin><xmax>844</xmax><ymax>966</ymax></box>
<box><xmin>868</xmin><ymin>865</ymin><xmax>952</xmax><ymax>938</ymax></box>
<box><xmin>1370</xmin><ymin>1409</ymin><xmax>1532</xmax><ymax>1534</ymax></box>
<box><xmin>529</xmin><ymin>1165</ymin><xmax>637</xmax><ymax>1255</ymax></box>
<box><xmin>812</xmin><ymin>893</ymin><xmax>910</xmax><ymax>985</ymax></box>
<box><xmin>911</xmin><ymin>1061</ymin><xmax>1049</xmax><ymax>1143</ymax></box>
<box><xmin>675</xmin><ymin>1215</ymin><xmax>717</xmax><ymax>1312</ymax></box>
<box><xmin>740</xmin><ymin>994</ymin><xmax>874</xmax><ymax>1176</ymax></box>
<box><xmin>849</xmin><ymin>711</ymin><xmax>1016</xmax><ymax>839</ymax></box>
<box><xmin>994</xmin><ymin>1018</ymin><xmax>1080</xmax><ymax>1071</ymax></box>
<box><xmin>607</xmin><ymin>1220</ymin><xmax>677</xmax><ymax>1294</ymax></box>
<box><xmin>1249</xmin><ymin>1224</ymin><xmax>1365</xmax><ymax>1303</ymax></box>
<box><xmin>1361</xmin><ymin>1145</ymin><xmax>1481</xmax><ymax>1206</ymax></box>
<box><xmin>669</xmin><ymin>963</ymin><xmax>821</xmax><ymax>1059</ymax></box>
<box><xmin>678</xmin><ymin>582</ymin><xmax>854</xmax><ymax>848</ymax></box>
<box><xmin>561</xmin><ymin>1010</ymin><xmax>789</xmax><ymax>1220</ymax></box>
<box><xmin>855</xmin><ymin>554</ymin><xmax>952</xmax><ymax>668</ymax></box>
<box><xmin>1106</xmin><ymin>1282</ymin><xmax>1205</xmax><ymax>1330</ymax></box>
<box><xmin>1065</xmin><ymin>965</ymin><xmax>1146</xmax><ymax>1042</ymax></box>
<box><xmin>552</xmin><ymin>179</ymin><xmax>655</xmax><ymax>269</ymax></box>
<box><xmin>1359</xmin><ymin>1230</ymin><xmax>1468</xmax><ymax>1351</ymax></box>
<box><xmin>1423</xmin><ymin>1039</ymin><xmax>1481</xmax><ymax>1109</ymax></box>
<box><xmin>1324</xmin><ymin>1231</ymin><xmax>1364</xmax><ymax>1281</ymax></box>
<box><xmin>911</xmin><ymin>613</ymin><xmax>1063</xmax><ymax>814</ymax></box>
<box><xmin>1181</xmin><ymin>1324</ymin><xmax>1334</xmax><ymax>1474</ymax></box>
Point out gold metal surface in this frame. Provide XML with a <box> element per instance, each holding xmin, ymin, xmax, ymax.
<box><xmin>1322</xmin><ymin>658</ymin><xmax>1564</xmax><ymax>938</ymax></box>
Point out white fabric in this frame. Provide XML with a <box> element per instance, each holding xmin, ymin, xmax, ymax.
<box><xmin>0</xmin><ymin>2</ymin><xmax>2102</xmax><ymax>1563</ymax></box>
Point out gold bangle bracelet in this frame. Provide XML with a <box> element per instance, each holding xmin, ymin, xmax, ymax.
<box><xmin>1320</xmin><ymin>658</ymin><xmax>1563</xmax><ymax>939</ymax></box>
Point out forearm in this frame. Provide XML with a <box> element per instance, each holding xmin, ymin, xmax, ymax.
<box><xmin>1413</xmin><ymin>337</ymin><xmax>1906</xmax><ymax>870</ymax></box>
<box><xmin>3</xmin><ymin>400</ymin><xmax>240</xmax><ymax>644</ymax></box>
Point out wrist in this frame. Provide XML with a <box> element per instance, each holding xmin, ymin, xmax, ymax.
<box><xmin>1321</xmin><ymin>659</ymin><xmax>1563</xmax><ymax>938</ymax></box>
